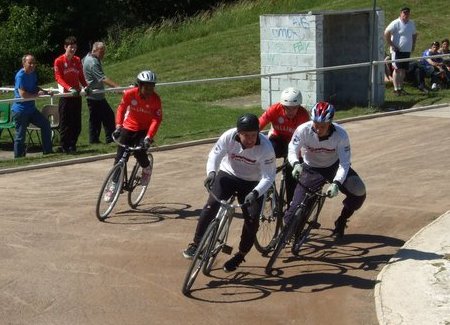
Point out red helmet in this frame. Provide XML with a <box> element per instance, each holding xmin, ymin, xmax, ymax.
<box><xmin>311</xmin><ymin>101</ymin><xmax>335</xmax><ymax>122</ymax></box>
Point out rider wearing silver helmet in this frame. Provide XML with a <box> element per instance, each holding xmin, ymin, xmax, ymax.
<box><xmin>258</xmin><ymin>87</ymin><xmax>310</xmax><ymax>206</ymax></box>
<box><xmin>286</xmin><ymin>101</ymin><xmax>366</xmax><ymax>239</ymax></box>
<box><xmin>183</xmin><ymin>113</ymin><xmax>276</xmax><ymax>273</ymax></box>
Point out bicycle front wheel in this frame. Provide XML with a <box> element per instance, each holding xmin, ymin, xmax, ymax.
<box><xmin>96</xmin><ymin>163</ymin><xmax>125</xmax><ymax>221</ymax></box>
<box><xmin>254</xmin><ymin>186</ymin><xmax>282</xmax><ymax>254</ymax></box>
<box><xmin>128</xmin><ymin>154</ymin><xmax>153</xmax><ymax>209</ymax></box>
<box><xmin>265</xmin><ymin>216</ymin><xmax>297</xmax><ymax>275</ymax></box>
<box><xmin>203</xmin><ymin>208</ymin><xmax>230</xmax><ymax>275</ymax></box>
<box><xmin>182</xmin><ymin>220</ymin><xmax>218</xmax><ymax>295</ymax></box>
<box><xmin>291</xmin><ymin>196</ymin><xmax>325</xmax><ymax>256</ymax></box>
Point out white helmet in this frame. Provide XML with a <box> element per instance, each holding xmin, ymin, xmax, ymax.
<box><xmin>137</xmin><ymin>70</ymin><xmax>157</xmax><ymax>84</ymax></box>
<box><xmin>280</xmin><ymin>87</ymin><xmax>302</xmax><ymax>107</ymax></box>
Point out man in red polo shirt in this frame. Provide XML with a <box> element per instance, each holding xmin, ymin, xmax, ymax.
<box><xmin>54</xmin><ymin>36</ymin><xmax>88</xmax><ymax>153</ymax></box>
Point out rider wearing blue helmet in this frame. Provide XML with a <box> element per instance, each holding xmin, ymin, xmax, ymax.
<box><xmin>286</xmin><ymin>101</ymin><xmax>366</xmax><ymax>239</ymax></box>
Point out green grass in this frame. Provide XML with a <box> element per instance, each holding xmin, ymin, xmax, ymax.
<box><xmin>1</xmin><ymin>0</ymin><xmax>449</xmax><ymax>168</ymax></box>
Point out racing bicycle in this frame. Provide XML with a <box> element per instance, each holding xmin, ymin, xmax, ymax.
<box><xmin>254</xmin><ymin>158</ymin><xmax>289</xmax><ymax>254</ymax></box>
<box><xmin>265</xmin><ymin>166</ymin><xmax>330</xmax><ymax>275</ymax></box>
<box><xmin>95</xmin><ymin>136</ymin><xmax>153</xmax><ymax>221</ymax></box>
<box><xmin>182</xmin><ymin>191</ymin><xmax>246</xmax><ymax>295</ymax></box>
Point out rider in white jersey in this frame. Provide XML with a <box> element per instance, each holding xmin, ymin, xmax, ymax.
<box><xmin>183</xmin><ymin>113</ymin><xmax>276</xmax><ymax>272</ymax></box>
<box><xmin>287</xmin><ymin>102</ymin><xmax>366</xmax><ymax>238</ymax></box>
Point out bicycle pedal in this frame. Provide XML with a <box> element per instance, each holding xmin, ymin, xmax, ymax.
<box><xmin>309</xmin><ymin>221</ymin><xmax>321</xmax><ymax>229</ymax></box>
<box><xmin>222</xmin><ymin>245</ymin><xmax>233</xmax><ymax>255</ymax></box>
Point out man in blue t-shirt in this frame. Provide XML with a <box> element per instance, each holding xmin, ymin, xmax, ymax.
<box><xmin>12</xmin><ymin>54</ymin><xmax>53</xmax><ymax>157</ymax></box>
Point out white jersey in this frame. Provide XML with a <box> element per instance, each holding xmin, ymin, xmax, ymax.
<box><xmin>206</xmin><ymin>128</ymin><xmax>276</xmax><ymax>196</ymax></box>
<box><xmin>385</xmin><ymin>18</ymin><xmax>416</xmax><ymax>52</ymax></box>
<box><xmin>288</xmin><ymin>121</ymin><xmax>351</xmax><ymax>184</ymax></box>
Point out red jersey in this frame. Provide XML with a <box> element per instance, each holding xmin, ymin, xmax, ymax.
<box><xmin>116</xmin><ymin>87</ymin><xmax>162</xmax><ymax>138</ymax></box>
<box><xmin>54</xmin><ymin>54</ymin><xmax>87</xmax><ymax>92</ymax></box>
<box><xmin>259</xmin><ymin>102</ymin><xmax>310</xmax><ymax>143</ymax></box>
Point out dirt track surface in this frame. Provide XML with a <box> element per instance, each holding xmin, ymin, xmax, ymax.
<box><xmin>1</xmin><ymin>107</ymin><xmax>449</xmax><ymax>325</ymax></box>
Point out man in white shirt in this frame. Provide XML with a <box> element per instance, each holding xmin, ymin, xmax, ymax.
<box><xmin>183</xmin><ymin>113</ymin><xmax>276</xmax><ymax>272</ymax></box>
<box><xmin>384</xmin><ymin>7</ymin><xmax>417</xmax><ymax>96</ymax></box>
<box><xmin>287</xmin><ymin>102</ymin><xmax>366</xmax><ymax>239</ymax></box>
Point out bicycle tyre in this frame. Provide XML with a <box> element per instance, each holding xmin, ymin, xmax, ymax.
<box><xmin>203</xmin><ymin>208</ymin><xmax>230</xmax><ymax>275</ymax></box>
<box><xmin>254</xmin><ymin>186</ymin><xmax>282</xmax><ymax>254</ymax></box>
<box><xmin>265</xmin><ymin>216</ymin><xmax>298</xmax><ymax>275</ymax></box>
<box><xmin>95</xmin><ymin>163</ymin><xmax>125</xmax><ymax>221</ymax></box>
<box><xmin>291</xmin><ymin>195</ymin><xmax>325</xmax><ymax>256</ymax></box>
<box><xmin>182</xmin><ymin>220</ymin><xmax>218</xmax><ymax>295</ymax></box>
<box><xmin>128</xmin><ymin>154</ymin><xmax>153</xmax><ymax>209</ymax></box>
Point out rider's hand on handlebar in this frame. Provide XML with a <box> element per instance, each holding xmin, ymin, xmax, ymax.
<box><xmin>204</xmin><ymin>171</ymin><xmax>216</xmax><ymax>190</ymax></box>
<box><xmin>141</xmin><ymin>136</ymin><xmax>153</xmax><ymax>150</ymax></box>
<box><xmin>244</xmin><ymin>190</ymin><xmax>258</xmax><ymax>206</ymax></box>
<box><xmin>291</xmin><ymin>161</ymin><xmax>303</xmax><ymax>180</ymax></box>
<box><xmin>112</xmin><ymin>127</ymin><xmax>122</xmax><ymax>139</ymax></box>
<box><xmin>326</xmin><ymin>183</ymin><xmax>339</xmax><ymax>198</ymax></box>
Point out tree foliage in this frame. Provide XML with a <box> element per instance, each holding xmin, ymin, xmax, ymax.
<box><xmin>0</xmin><ymin>0</ymin><xmax>238</xmax><ymax>85</ymax></box>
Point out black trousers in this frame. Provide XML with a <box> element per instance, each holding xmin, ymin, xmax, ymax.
<box><xmin>193</xmin><ymin>170</ymin><xmax>263</xmax><ymax>255</ymax></box>
<box><xmin>59</xmin><ymin>96</ymin><xmax>82</xmax><ymax>150</ymax></box>
<box><xmin>114</xmin><ymin>128</ymin><xmax>150</xmax><ymax>168</ymax></box>
<box><xmin>86</xmin><ymin>98</ymin><xmax>115</xmax><ymax>143</ymax></box>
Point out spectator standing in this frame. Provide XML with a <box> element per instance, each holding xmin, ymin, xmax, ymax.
<box><xmin>258</xmin><ymin>87</ymin><xmax>310</xmax><ymax>206</ymax></box>
<box><xmin>83</xmin><ymin>42</ymin><xmax>120</xmax><ymax>144</ymax></box>
<box><xmin>11</xmin><ymin>54</ymin><xmax>53</xmax><ymax>158</ymax></box>
<box><xmin>384</xmin><ymin>7</ymin><xmax>417</xmax><ymax>96</ymax></box>
<box><xmin>54</xmin><ymin>36</ymin><xmax>88</xmax><ymax>153</ymax></box>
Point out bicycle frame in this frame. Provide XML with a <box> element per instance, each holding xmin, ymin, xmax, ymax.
<box><xmin>182</xmin><ymin>191</ymin><xmax>246</xmax><ymax>295</ymax></box>
<box><xmin>95</xmin><ymin>135</ymin><xmax>151</xmax><ymax>221</ymax></box>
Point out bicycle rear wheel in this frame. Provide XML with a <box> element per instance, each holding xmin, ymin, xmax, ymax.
<box><xmin>265</xmin><ymin>216</ymin><xmax>297</xmax><ymax>275</ymax></box>
<box><xmin>203</xmin><ymin>208</ymin><xmax>230</xmax><ymax>275</ymax></box>
<box><xmin>291</xmin><ymin>195</ymin><xmax>325</xmax><ymax>256</ymax></box>
<box><xmin>254</xmin><ymin>186</ymin><xmax>282</xmax><ymax>254</ymax></box>
<box><xmin>96</xmin><ymin>163</ymin><xmax>125</xmax><ymax>221</ymax></box>
<box><xmin>182</xmin><ymin>220</ymin><xmax>218</xmax><ymax>295</ymax></box>
<box><xmin>128</xmin><ymin>154</ymin><xmax>153</xmax><ymax>209</ymax></box>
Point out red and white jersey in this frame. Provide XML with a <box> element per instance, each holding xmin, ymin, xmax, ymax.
<box><xmin>259</xmin><ymin>102</ymin><xmax>310</xmax><ymax>142</ymax></box>
<box><xmin>206</xmin><ymin>128</ymin><xmax>276</xmax><ymax>197</ymax></box>
<box><xmin>54</xmin><ymin>54</ymin><xmax>87</xmax><ymax>92</ymax></box>
<box><xmin>288</xmin><ymin>121</ymin><xmax>351</xmax><ymax>184</ymax></box>
<box><xmin>116</xmin><ymin>87</ymin><xmax>162</xmax><ymax>139</ymax></box>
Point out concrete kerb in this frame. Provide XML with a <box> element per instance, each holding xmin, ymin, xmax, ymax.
<box><xmin>0</xmin><ymin>102</ymin><xmax>447</xmax><ymax>175</ymax></box>
<box><xmin>374</xmin><ymin>210</ymin><xmax>450</xmax><ymax>325</ymax></box>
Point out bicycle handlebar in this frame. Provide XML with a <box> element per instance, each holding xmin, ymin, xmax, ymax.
<box><xmin>112</xmin><ymin>133</ymin><xmax>149</xmax><ymax>151</ymax></box>
<box><xmin>207</xmin><ymin>189</ymin><xmax>248</xmax><ymax>209</ymax></box>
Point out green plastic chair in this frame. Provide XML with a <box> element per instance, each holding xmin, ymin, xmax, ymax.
<box><xmin>0</xmin><ymin>103</ymin><xmax>15</xmax><ymax>144</ymax></box>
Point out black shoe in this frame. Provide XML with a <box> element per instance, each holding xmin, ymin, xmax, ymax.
<box><xmin>393</xmin><ymin>89</ymin><xmax>401</xmax><ymax>96</ymax></box>
<box><xmin>182</xmin><ymin>243</ymin><xmax>198</xmax><ymax>260</ymax></box>
<box><xmin>332</xmin><ymin>216</ymin><xmax>348</xmax><ymax>239</ymax></box>
<box><xmin>67</xmin><ymin>146</ymin><xmax>77</xmax><ymax>154</ymax></box>
<box><xmin>223</xmin><ymin>253</ymin><xmax>245</xmax><ymax>272</ymax></box>
<box><xmin>90</xmin><ymin>140</ymin><xmax>101</xmax><ymax>144</ymax></box>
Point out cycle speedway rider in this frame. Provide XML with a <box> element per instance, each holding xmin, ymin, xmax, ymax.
<box><xmin>183</xmin><ymin>113</ymin><xmax>276</xmax><ymax>272</ymax></box>
<box><xmin>103</xmin><ymin>70</ymin><xmax>162</xmax><ymax>202</ymax></box>
<box><xmin>258</xmin><ymin>87</ymin><xmax>310</xmax><ymax>207</ymax></box>
<box><xmin>286</xmin><ymin>102</ymin><xmax>366</xmax><ymax>239</ymax></box>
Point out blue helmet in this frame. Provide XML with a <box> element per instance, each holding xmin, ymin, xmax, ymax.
<box><xmin>311</xmin><ymin>101</ymin><xmax>335</xmax><ymax>122</ymax></box>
